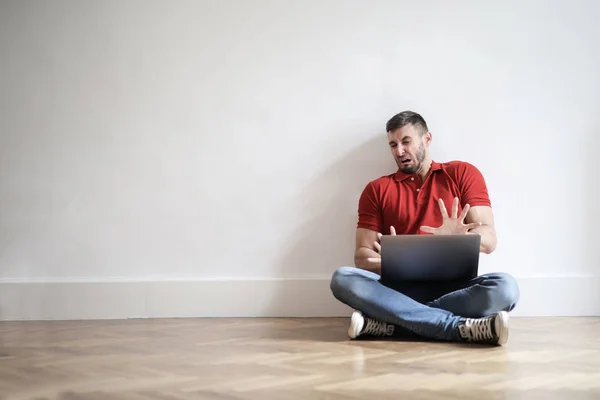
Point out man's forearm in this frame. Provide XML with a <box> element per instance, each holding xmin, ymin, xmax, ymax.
<box><xmin>354</xmin><ymin>246</ymin><xmax>381</xmax><ymax>274</ymax></box>
<box><xmin>470</xmin><ymin>224</ymin><xmax>497</xmax><ymax>254</ymax></box>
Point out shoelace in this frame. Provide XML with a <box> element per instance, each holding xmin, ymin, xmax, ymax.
<box><xmin>362</xmin><ymin>318</ymin><xmax>390</xmax><ymax>336</ymax></box>
<box><xmin>464</xmin><ymin>317</ymin><xmax>494</xmax><ymax>341</ymax></box>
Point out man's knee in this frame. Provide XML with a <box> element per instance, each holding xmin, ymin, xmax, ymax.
<box><xmin>329</xmin><ymin>266</ymin><xmax>378</xmax><ymax>303</ymax></box>
<box><xmin>487</xmin><ymin>272</ymin><xmax>520</xmax><ymax>312</ymax></box>
<box><xmin>330</xmin><ymin>266</ymin><xmax>359</xmax><ymax>298</ymax></box>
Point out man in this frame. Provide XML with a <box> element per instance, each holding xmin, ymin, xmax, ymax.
<box><xmin>330</xmin><ymin>111</ymin><xmax>519</xmax><ymax>345</ymax></box>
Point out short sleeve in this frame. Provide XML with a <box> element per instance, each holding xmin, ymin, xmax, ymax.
<box><xmin>357</xmin><ymin>182</ymin><xmax>384</xmax><ymax>232</ymax></box>
<box><xmin>457</xmin><ymin>162</ymin><xmax>492</xmax><ymax>208</ymax></box>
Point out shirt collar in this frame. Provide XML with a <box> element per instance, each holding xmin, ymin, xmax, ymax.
<box><xmin>394</xmin><ymin>161</ymin><xmax>442</xmax><ymax>182</ymax></box>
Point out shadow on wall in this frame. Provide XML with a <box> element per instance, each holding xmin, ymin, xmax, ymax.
<box><xmin>264</xmin><ymin>133</ymin><xmax>396</xmax><ymax>316</ymax></box>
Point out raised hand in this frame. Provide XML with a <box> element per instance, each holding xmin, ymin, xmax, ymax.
<box><xmin>367</xmin><ymin>226</ymin><xmax>396</xmax><ymax>268</ymax></box>
<box><xmin>420</xmin><ymin>197</ymin><xmax>481</xmax><ymax>235</ymax></box>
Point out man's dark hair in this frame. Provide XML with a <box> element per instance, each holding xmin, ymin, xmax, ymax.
<box><xmin>386</xmin><ymin>110</ymin><xmax>429</xmax><ymax>135</ymax></box>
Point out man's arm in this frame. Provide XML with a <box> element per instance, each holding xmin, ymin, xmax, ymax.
<box><xmin>354</xmin><ymin>227</ymin><xmax>382</xmax><ymax>274</ymax></box>
<box><xmin>454</xmin><ymin>162</ymin><xmax>497</xmax><ymax>254</ymax></box>
<box><xmin>466</xmin><ymin>205</ymin><xmax>497</xmax><ymax>254</ymax></box>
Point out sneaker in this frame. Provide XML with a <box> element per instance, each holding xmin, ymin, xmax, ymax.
<box><xmin>348</xmin><ymin>310</ymin><xmax>395</xmax><ymax>339</ymax></box>
<box><xmin>458</xmin><ymin>311</ymin><xmax>509</xmax><ymax>345</ymax></box>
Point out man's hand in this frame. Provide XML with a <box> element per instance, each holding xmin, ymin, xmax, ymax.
<box><xmin>420</xmin><ymin>197</ymin><xmax>481</xmax><ymax>235</ymax></box>
<box><xmin>366</xmin><ymin>226</ymin><xmax>396</xmax><ymax>269</ymax></box>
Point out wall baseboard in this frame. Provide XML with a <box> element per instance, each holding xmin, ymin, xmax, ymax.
<box><xmin>0</xmin><ymin>276</ymin><xmax>598</xmax><ymax>320</ymax></box>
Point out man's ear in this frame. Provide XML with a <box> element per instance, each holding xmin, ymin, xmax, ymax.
<box><xmin>423</xmin><ymin>131</ymin><xmax>432</xmax><ymax>145</ymax></box>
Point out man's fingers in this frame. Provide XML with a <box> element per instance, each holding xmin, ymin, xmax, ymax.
<box><xmin>420</xmin><ymin>225</ymin><xmax>436</xmax><ymax>233</ymax></box>
<box><xmin>374</xmin><ymin>241</ymin><xmax>381</xmax><ymax>252</ymax></box>
<box><xmin>459</xmin><ymin>203</ymin><xmax>470</xmax><ymax>221</ymax></box>
<box><xmin>451</xmin><ymin>197</ymin><xmax>459</xmax><ymax>218</ymax></box>
<box><xmin>465</xmin><ymin>221</ymin><xmax>482</xmax><ymax>230</ymax></box>
<box><xmin>390</xmin><ymin>226</ymin><xmax>397</xmax><ymax>235</ymax></box>
<box><xmin>438</xmin><ymin>198</ymin><xmax>449</xmax><ymax>218</ymax></box>
<box><xmin>377</xmin><ymin>232</ymin><xmax>383</xmax><ymax>241</ymax></box>
<box><xmin>367</xmin><ymin>257</ymin><xmax>381</xmax><ymax>266</ymax></box>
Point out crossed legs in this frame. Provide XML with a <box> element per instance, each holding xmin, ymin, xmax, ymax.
<box><xmin>330</xmin><ymin>266</ymin><xmax>520</xmax><ymax>344</ymax></box>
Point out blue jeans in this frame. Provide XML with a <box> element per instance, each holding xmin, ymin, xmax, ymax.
<box><xmin>330</xmin><ymin>266</ymin><xmax>520</xmax><ymax>341</ymax></box>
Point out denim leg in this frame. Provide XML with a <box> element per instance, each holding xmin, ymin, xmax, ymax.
<box><xmin>330</xmin><ymin>266</ymin><xmax>463</xmax><ymax>341</ymax></box>
<box><xmin>426</xmin><ymin>272</ymin><xmax>520</xmax><ymax>318</ymax></box>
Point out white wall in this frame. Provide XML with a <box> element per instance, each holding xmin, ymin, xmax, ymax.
<box><xmin>0</xmin><ymin>0</ymin><xmax>599</xmax><ymax>319</ymax></box>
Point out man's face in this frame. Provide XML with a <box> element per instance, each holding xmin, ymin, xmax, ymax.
<box><xmin>387</xmin><ymin>124</ymin><xmax>430</xmax><ymax>174</ymax></box>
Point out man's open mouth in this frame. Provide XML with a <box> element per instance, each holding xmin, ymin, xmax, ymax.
<box><xmin>400</xmin><ymin>157</ymin><xmax>411</xmax><ymax>165</ymax></box>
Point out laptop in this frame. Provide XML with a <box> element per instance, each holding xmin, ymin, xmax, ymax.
<box><xmin>380</xmin><ymin>234</ymin><xmax>481</xmax><ymax>283</ymax></box>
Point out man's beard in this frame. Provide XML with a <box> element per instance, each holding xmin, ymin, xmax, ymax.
<box><xmin>398</xmin><ymin>142</ymin><xmax>426</xmax><ymax>174</ymax></box>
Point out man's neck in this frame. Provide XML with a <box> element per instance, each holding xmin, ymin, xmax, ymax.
<box><xmin>416</xmin><ymin>158</ymin><xmax>433</xmax><ymax>182</ymax></box>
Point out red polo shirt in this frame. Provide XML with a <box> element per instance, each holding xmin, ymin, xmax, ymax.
<box><xmin>357</xmin><ymin>161</ymin><xmax>492</xmax><ymax>235</ymax></box>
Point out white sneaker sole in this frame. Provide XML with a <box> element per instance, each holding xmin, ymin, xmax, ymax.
<box><xmin>348</xmin><ymin>310</ymin><xmax>364</xmax><ymax>339</ymax></box>
<box><xmin>495</xmin><ymin>311</ymin><xmax>509</xmax><ymax>345</ymax></box>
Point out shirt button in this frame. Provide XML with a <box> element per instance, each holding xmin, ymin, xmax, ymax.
<box><xmin>411</xmin><ymin>177</ymin><xmax>414</xmax><ymax>181</ymax></box>
<box><xmin>416</xmin><ymin>188</ymin><xmax>420</xmax><ymax>192</ymax></box>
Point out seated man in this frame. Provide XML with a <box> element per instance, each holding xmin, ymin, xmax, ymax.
<box><xmin>330</xmin><ymin>111</ymin><xmax>519</xmax><ymax>345</ymax></box>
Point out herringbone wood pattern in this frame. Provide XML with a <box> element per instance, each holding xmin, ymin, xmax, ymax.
<box><xmin>0</xmin><ymin>317</ymin><xmax>598</xmax><ymax>399</ymax></box>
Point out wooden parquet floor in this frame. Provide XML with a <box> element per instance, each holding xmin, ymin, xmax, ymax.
<box><xmin>0</xmin><ymin>317</ymin><xmax>599</xmax><ymax>400</ymax></box>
